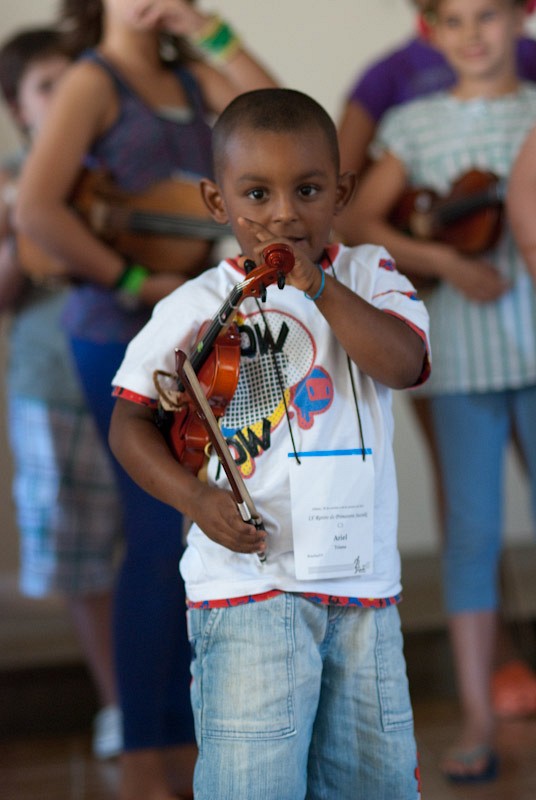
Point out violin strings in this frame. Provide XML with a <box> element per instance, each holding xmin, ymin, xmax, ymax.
<box><xmin>253</xmin><ymin>298</ymin><xmax>302</xmax><ymax>465</ymax></box>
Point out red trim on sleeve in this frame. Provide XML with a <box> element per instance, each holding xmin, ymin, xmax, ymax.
<box><xmin>112</xmin><ymin>385</ymin><xmax>158</xmax><ymax>408</ymax></box>
<box><xmin>383</xmin><ymin>310</ymin><xmax>431</xmax><ymax>386</ymax></box>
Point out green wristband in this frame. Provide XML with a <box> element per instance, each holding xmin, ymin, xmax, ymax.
<box><xmin>115</xmin><ymin>263</ymin><xmax>149</xmax><ymax>295</ymax></box>
<box><xmin>192</xmin><ymin>15</ymin><xmax>241</xmax><ymax>61</ymax></box>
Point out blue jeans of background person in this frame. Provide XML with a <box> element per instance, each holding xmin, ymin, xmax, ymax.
<box><xmin>70</xmin><ymin>337</ymin><xmax>195</xmax><ymax>749</ymax></box>
<box><xmin>430</xmin><ymin>385</ymin><xmax>536</xmax><ymax>614</ymax></box>
<box><xmin>187</xmin><ymin>595</ymin><xmax>419</xmax><ymax>800</ymax></box>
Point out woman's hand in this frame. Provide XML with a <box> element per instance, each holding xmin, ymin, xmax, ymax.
<box><xmin>128</xmin><ymin>0</ymin><xmax>208</xmax><ymax>37</ymax></box>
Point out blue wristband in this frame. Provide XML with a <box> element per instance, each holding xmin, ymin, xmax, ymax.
<box><xmin>304</xmin><ymin>266</ymin><xmax>326</xmax><ymax>301</ymax></box>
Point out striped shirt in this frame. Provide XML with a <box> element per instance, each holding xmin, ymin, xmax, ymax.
<box><xmin>376</xmin><ymin>84</ymin><xmax>536</xmax><ymax>394</ymax></box>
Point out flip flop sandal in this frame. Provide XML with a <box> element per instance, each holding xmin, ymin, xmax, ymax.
<box><xmin>442</xmin><ymin>744</ymin><xmax>499</xmax><ymax>784</ymax></box>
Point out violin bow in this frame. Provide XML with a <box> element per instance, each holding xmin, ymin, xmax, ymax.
<box><xmin>175</xmin><ymin>350</ymin><xmax>266</xmax><ymax>563</ymax></box>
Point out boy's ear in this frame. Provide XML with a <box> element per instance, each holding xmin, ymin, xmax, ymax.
<box><xmin>200</xmin><ymin>178</ymin><xmax>229</xmax><ymax>223</ymax></box>
<box><xmin>333</xmin><ymin>171</ymin><xmax>357</xmax><ymax>216</ymax></box>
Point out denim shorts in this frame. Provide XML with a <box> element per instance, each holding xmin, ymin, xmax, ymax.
<box><xmin>187</xmin><ymin>593</ymin><xmax>420</xmax><ymax>800</ymax></box>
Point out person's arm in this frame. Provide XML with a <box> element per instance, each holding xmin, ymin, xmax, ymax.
<box><xmin>337</xmin><ymin>100</ymin><xmax>377</xmax><ymax>177</ymax></box>
<box><xmin>108</xmin><ymin>397</ymin><xmax>267</xmax><ymax>555</ymax></box>
<box><xmin>0</xmin><ymin>169</ymin><xmax>27</xmax><ymax>312</ymax></box>
<box><xmin>16</xmin><ymin>63</ymin><xmax>126</xmax><ymax>286</ymax></box>
<box><xmin>240</xmin><ymin>217</ymin><xmax>426</xmax><ymax>390</ymax></box>
<box><xmin>307</xmin><ymin>269</ymin><xmax>426</xmax><ymax>390</ymax></box>
<box><xmin>335</xmin><ymin>150</ymin><xmax>510</xmax><ymax>303</ymax></box>
<box><xmin>15</xmin><ymin>62</ymin><xmax>182</xmax><ymax>304</ymax></box>
<box><xmin>337</xmin><ymin>46</ymin><xmax>403</xmax><ymax>179</ymax></box>
<box><xmin>507</xmin><ymin>125</ymin><xmax>536</xmax><ymax>283</ymax></box>
<box><xmin>0</xmin><ymin>238</ymin><xmax>26</xmax><ymax>312</ymax></box>
<box><xmin>188</xmin><ymin>54</ymin><xmax>276</xmax><ymax>116</ymax></box>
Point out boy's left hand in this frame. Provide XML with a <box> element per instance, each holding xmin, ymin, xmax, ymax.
<box><xmin>238</xmin><ymin>216</ymin><xmax>323</xmax><ymax>298</ymax></box>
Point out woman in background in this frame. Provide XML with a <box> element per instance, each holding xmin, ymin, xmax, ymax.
<box><xmin>16</xmin><ymin>2</ymin><xmax>276</xmax><ymax>798</ymax></box>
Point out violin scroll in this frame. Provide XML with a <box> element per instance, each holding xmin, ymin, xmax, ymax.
<box><xmin>242</xmin><ymin>243</ymin><xmax>295</xmax><ymax>302</ymax></box>
<box><xmin>263</xmin><ymin>243</ymin><xmax>295</xmax><ymax>290</ymax></box>
<box><xmin>262</xmin><ymin>243</ymin><xmax>295</xmax><ymax>272</ymax></box>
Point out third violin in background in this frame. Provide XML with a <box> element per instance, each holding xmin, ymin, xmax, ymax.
<box><xmin>390</xmin><ymin>168</ymin><xmax>506</xmax><ymax>256</ymax></box>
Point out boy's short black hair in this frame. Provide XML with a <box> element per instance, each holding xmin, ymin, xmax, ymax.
<box><xmin>0</xmin><ymin>28</ymin><xmax>69</xmax><ymax>106</ymax></box>
<box><xmin>212</xmin><ymin>88</ymin><xmax>340</xmax><ymax>178</ymax></box>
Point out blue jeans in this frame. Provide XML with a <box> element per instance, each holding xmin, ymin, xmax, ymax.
<box><xmin>187</xmin><ymin>595</ymin><xmax>419</xmax><ymax>800</ymax></box>
<box><xmin>69</xmin><ymin>337</ymin><xmax>194</xmax><ymax>749</ymax></box>
<box><xmin>431</xmin><ymin>386</ymin><xmax>536</xmax><ymax>613</ymax></box>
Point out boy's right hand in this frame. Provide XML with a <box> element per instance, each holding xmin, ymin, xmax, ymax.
<box><xmin>189</xmin><ymin>482</ymin><xmax>267</xmax><ymax>556</ymax></box>
<box><xmin>439</xmin><ymin>251</ymin><xmax>510</xmax><ymax>302</ymax></box>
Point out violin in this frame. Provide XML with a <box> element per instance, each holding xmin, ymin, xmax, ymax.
<box><xmin>154</xmin><ymin>243</ymin><xmax>295</xmax><ymax>476</ymax></box>
<box><xmin>16</xmin><ymin>168</ymin><xmax>232</xmax><ymax>281</ymax></box>
<box><xmin>390</xmin><ymin>169</ymin><xmax>506</xmax><ymax>255</ymax></box>
<box><xmin>1</xmin><ymin>177</ymin><xmax>68</xmax><ymax>282</ymax></box>
<box><xmin>176</xmin><ymin>350</ymin><xmax>266</xmax><ymax>562</ymax></box>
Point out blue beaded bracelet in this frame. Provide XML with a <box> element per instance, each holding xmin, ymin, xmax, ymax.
<box><xmin>304</xmin><ymin>266</ymin><xmax>326</xmax><ymax>301</ymax></box>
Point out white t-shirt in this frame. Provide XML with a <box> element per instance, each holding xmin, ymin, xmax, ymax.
<box><xmin>112</xmin><ymin>243</ymin><xmax>430</xmax><ymax>603</ymax></box>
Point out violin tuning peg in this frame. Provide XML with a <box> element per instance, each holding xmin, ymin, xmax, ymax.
<box><xmin>277</xmin><ymin>273</ymin><xmax>286</xmax><ymax>290</ymax></box>
<box><xmin>260</xmin><ymin>284</ymin><xmax>267</xmax><ymax>302</ymax></box>
<box><xmin>243</xmin><ymin>258</ymin><xmax>256</xmax><ymax>274</ymax></box>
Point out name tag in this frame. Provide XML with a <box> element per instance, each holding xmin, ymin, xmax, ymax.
<box><xmin>289</xmin><ymin>449</ymin><xmax>374</xmax><ymax>581</ymax></box>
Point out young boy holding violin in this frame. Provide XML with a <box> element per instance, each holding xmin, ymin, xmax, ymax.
<box><xmin>108</xmin><ymin>87</ymin><xmax>430</xmax><ymax>800</ymax></box>
<box><xmin>340</xmin><ymin>0</ymin><xmax>536</xmax><ymax>784</ymax></box>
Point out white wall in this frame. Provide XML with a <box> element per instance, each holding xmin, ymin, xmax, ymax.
<box><xmin>0</xmin><ymin>0</ymin><xmax>533</xmax><ymax>576</ymax></box>
<box><xmin>0</xmin><ymin>1</ymin><xmax>416</xmax><ymax>144</ymax></box>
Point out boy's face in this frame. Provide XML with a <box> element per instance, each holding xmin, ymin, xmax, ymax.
<box><xmin>431</xmin><ymin>0</ymin><xmax>525</xmax><ymax>83</ymax></box>
<box><xmin>204</xmin><ymin>127</ymin><xmax>352</xmax><ymax>264</ymax></box>
<box><xmin>16</xmin><ymin>55</ymin><xmax>70</xmax><ymax>138</ymax></box>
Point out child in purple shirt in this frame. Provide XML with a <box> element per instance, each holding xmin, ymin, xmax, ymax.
<box><xmin>339</xmin><ymin>1</ymin><xmax>536</xmax><ymax>176</ymax></box>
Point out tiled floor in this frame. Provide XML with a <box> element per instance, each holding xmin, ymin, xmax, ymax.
<box><xmin>415</xmin><ymin>698</ymin><xmax>536</xmax><ymax>800</ymax></box>
<box><xmin>1</xmin><ymin>695</ymin><xmax>536</xmax><ymax>799</ymax></box>
<box><xmin>2</xmin><ymin>624</ymin><xmax>536</xmax><ymax>799</ymax></box>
